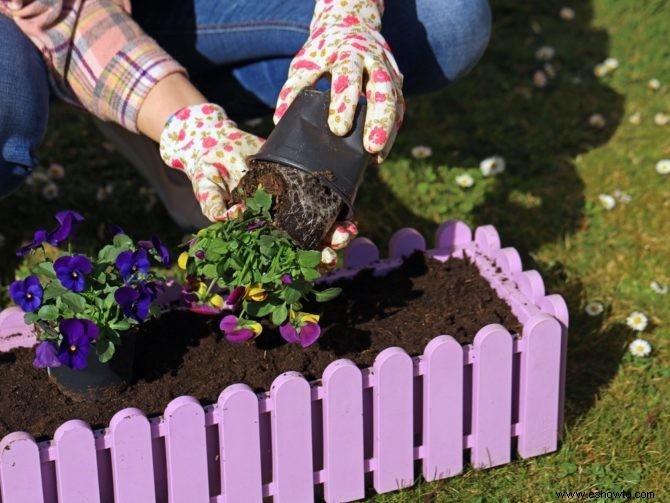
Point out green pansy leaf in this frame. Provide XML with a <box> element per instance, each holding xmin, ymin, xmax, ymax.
<box><xmin>32</xmin><ymin>261</ymin><xmax>56</xmax><ymax>280</ymax></box>
<box><xmin>96</xmin><ymin>337</ymin><xmax>116</xmax><ymax>363</ymax></box>
<box><xmin>43</xmin><ymin>283</ymin><xmax>68</xmax><ymax>301</ymax></box>
<box><xmin>271</xmin><ymin>304</ymin><xmax>288</xmax><ymax>326</ymax></box>
<box><xmin>282</xmin><ymin>286</ymin><xmax>302</xmax><ymax>304</ymax></box>
<box><xmin>61</xmin><ymin>292</ymin><xmax>87</xmax><ymax>313</ymax></box>
<box><xmin>313</xmin><ymin>287</ymin><xmax>342</xmax><ymax>302</ymax></box>
<box><xmin>109</xmin><ymin>320</ymin><xmax>131</xmax><ymax>331</ymax></box>
<box><xmin>301</xmin><ymin>267</ymin><xmax>321</xmax><ymax>281</ymax></box>
<box><xmin>23</xmin><ymin>312</ymin><xmax>39</xmax><ymax>324</ymax></box>
<box><xmin>112</xmin><ymin>233</ymin><xmax>134</xmax><ymax>249</ymax></box>
<box><xmin>37</xmin><ymin>304</ymin><xmax>59</xmax><ymax>320</ymax></box>
<box><xmin>298</xmin><ymin>250</ymin><xmax>321</xmax><ymax>268</ymax></box>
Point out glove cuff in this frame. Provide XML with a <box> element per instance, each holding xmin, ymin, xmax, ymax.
<box><xmin>159</xmin><ymin>103</ymin><xmax>234</xmax><ymax>171</ymax></box>
<box><xmin>311</xmin><ymin>0</ymin><xmax>384</xmax><ymax>32</ymax></box>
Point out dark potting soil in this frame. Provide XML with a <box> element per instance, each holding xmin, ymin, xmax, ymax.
<box><xmin>0</xmin><ymin>252</ymin><xmax>521</xmax><ymax>440</ymax></box>
<box><xmin>236</xmin><ymin>160</ymin><xmax>344</xmax><ymax>249</ymax></box>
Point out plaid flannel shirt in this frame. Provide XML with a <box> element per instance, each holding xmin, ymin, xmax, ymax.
<box><xmin>1</xmin><ymin>0</ymin><xmax>186</xmax><ymax>132</ymax></box>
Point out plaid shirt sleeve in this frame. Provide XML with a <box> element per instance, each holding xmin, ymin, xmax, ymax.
<box><xmin>1</xmin><ymin>0</ymin><xmax>187</xmax><ymax>132</ymax></box>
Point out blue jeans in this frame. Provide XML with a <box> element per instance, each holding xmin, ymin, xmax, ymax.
<box><xmin>0</xmin><ymin>0</ymin><xmax>491</xmax><ymax>198</ymax></box>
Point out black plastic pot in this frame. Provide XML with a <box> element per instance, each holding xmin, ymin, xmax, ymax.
<box><xmin>46</xmin><ymin>330</ymin><xmax>137</xmax><ymax>400</ymax></box>
<box><xmin>248</xmin><ymin>88</ymin><xmax>370</xmax><ymax>218</ymax></box>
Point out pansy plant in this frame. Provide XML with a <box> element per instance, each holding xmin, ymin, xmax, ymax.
<box><xmin>9</xmin><ymin>211</ymin><xmax>170</xmax><ymax>369</ymax></box>
<box><xmin>179</xmin><ymin>188</ymin><xmax>341</xmax><ymax>347</ymax></box>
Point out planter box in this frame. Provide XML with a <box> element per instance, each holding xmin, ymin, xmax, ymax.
<box><xmin>0</xmin><ymin>220</ymin><xmax>568</xmax><ymax>503</ymax></box>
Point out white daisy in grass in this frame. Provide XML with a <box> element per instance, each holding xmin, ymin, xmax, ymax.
<box><xmin>559</xmin><ymin>7</ymin><xmax>575</xmax><ymax>21</ymax></box>
<box><xmin>626</xmin><ymin>311</ymin><xmax>648</xmax><ymax>331</ymax></box>
<box><xmin>650</xmin><ymin>281</ymin><xmax>668</xmax><ymax>295</ymax></box>
<box><xmin>41</xmin><ymin>182</ymin><xmax>59</xmax><ymax>201</ymax></box>
<box><xmin>411</xmin><ymin>145</ymin><xmax>432</xmax><ymax>159</ymax></box>
<box><xmin>589</xmin><ymin>113</ymin><xmax>606</xmax><ymax>128</ymax></box>
<box><xmin>535</xmin><ymin>46</ymin><xmax>555</xmax><ymax>62</ymax></box>
<box><xmin>598</xmin><ymin>194</ymin><xmax>616</xmax><ymax>210</ymax></box>
<box><xmin>603</xmin><ymin>58</ymin><xmax>619</xmax><ymax>72</ymax></box>
<box><xmin>628</xmin><ymin>338</ymin><xmax>652</xmax><ymax>357</ymax></box>
<box><xmin>593</xmin><ymin>64</ymin><xmax>608</xmax><ymax>78</ymax></box>
<box><xmin>544</xmin><ymin>63</ymin><xmax>557</xmax><ymax>79</ymax></box>
<box><xmin>648</xmin><ymin>78</ymin><xmax>661</xmax><ymax>91</ymax></box>
<box><xmin>655</xmin><ymin>159</ymin><xmax>670</xmax><ymax>175</ymax></box>
<box><xmin>530</xmin><ymin>20</ymin><xmax>542</xmax><ymax>34</ymax></box>
<box><xmin>654</xmin><ymin>112</ymin><xmax>670</xmax><ymax>126</ymax></box>
<box><xmin>533</xmin><ymin>70</ymin><xmax>548</xmax><ymax>88</ymax></box>
<box><xmin>480</xmin><ymin>156</ymin><xmax>506</xmax><ymax>177</ymax></box>
<box><xmin>585</xmin><ymin>301</ymin><xmax>604</xmax><ymax>316</ymax></box>
<box><xmin>628</xmin><ymin>112</ymin><xmax>642</xmax><ymax>125</ymax></box>
<box><xmin>455</xmin><ymin>173</ymin><xmax>474</xmax><ymax>188</ymax></box>
<box><xmin>612</xmin><ymin>189</ymin><xmax>631</xmax><ymax>203</ymax></box>
<box><xmin>27</xmin><ymin>170</ymin><xmax>49</xmax><ymax>186</ymax></box>
<box><xmin>47</xmin><ymin>163</ymin><xmax>65</xmax><ymax>179</ymax></box>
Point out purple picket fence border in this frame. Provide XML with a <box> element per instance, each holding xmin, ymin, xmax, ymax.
<box><xmin>0</xmin><ymin>221</ymin><xmax>568</xmax><ymax>502</ymax></box>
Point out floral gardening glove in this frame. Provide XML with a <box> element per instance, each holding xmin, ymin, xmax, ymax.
<box><xmin>274</xmin><ymin>0</ymin><xmax>404</xmax><ymax>163</ymax></box>
<box><xmin>159</xmin><ymin>103</ymin><xmax>264</xmax><ymax>221</ymax></box>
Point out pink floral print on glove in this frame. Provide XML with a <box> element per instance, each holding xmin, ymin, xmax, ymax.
<box><xmin>159</xmin><ymin>104</ymin><xmax>264</xmax><ymax>221</ymax></box>
<box><xmin>274</xmin><ymin>0</ymin><xmax>404</xmax><ymax>163</ymax></box>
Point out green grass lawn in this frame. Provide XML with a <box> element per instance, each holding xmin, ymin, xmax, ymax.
<box><xmin>1</xmin><ymin>0</ymin><xmax>668</xmax><ymax>501</ymax></box>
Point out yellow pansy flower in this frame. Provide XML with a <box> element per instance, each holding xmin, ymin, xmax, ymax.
<box><xmin>209</xmin><ymin>294</ymin><xmax>224</xmax><ymax>309</ymax></box>
<box><xmin>177</xmin><ymin>251</ymin><xmax>189</xmax><ymax>270</ymax></box>
<box><xmin>245</xmin><ymin>283</ymin><xmax>267</xmax><ymax>302</ymax></box>
<box><xmin>248</xmin><ymin>322</ymin><xmax>263</xmax><ymax>336</ymax></box>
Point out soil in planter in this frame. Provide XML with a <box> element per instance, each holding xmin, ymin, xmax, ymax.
<box><xmin>236</xmin><ymin>160</ymin><xmax>344</xmax><ymax>249</ymax></box>
<box><xmin>0</xmin><ymin>252</ymin><xmax>522</xmax><ymax>440</ymax></box>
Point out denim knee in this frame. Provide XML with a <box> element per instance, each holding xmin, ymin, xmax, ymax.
<box><xmin>0</xmin><ymin>15</ymin><xmax>50</xmax><ymax>198</ymax></box>
<box><xmin>395</xmin><ymin>0</ymin><xmax>492</xmax><ymax>95</ymax></box>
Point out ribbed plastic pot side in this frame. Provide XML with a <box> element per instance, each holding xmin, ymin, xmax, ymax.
<box><xmin>237</xmin><ymin>89</ymin><xmax>371</xmax><ymax>249</ymax></box>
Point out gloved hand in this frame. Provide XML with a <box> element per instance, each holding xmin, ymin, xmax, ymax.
<box><xmin>159</xmin><ymin>103</ymin><xmax>358</xmax><ymax>263</ymax></box>
<box><xmin>159</xmin><ymin>103</ymin><xmax>264</xmax><ymax>221</ymax></box>
<box><xmin>274</xmin><ymin>0</ymin><xmax>404</xmax><ymax>163</ymax></box>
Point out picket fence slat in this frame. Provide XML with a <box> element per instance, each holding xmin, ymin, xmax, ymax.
<box><xmin>518</xmin><ymin>315</ymin><xmax>563</xmax><ymax>457</ymax></box>
<box><xmin>471</xmin><ymin>325</ymin><xmax>513</xmax><ymax>468</ymax></box>
<box><xmin>434</xmin><ymin>220</ymin><xmax>472</xmax><ymax>249</ymax></box>
<box><xmin>343</xmin><ymin>238</ymin><xmax>379</xmax><ymax>269</ymax></box>
<box><xmin>492</xmin><ymin>247</ymin><xmax>522</xmax><ymax>275</ymax></box>
<box><xmin>474</xmin><ymin>225</ymin><xmax>501</xmax><ymax>253</ymax></box>
<box><xmin>54</xmin><ymin>420</ymin><xmax>100</xmax><ymax>503</ymax></box>
<box><xmin>322</xmin><ymin>360</ymin><xmax>365</xmax><ymax>503</ymax></box>
<box><xmin>164</xmin><ymin>396</ymin><xmax>209</xmax><ymax>502</ymax></box>
<box><xmin>373</xmin><ymin>348</ymin><xmax>414</xmax><ymax>494</ymax></box>
<box><xmin>422</xmin><ymin>336</ymin><xmax>463</xmax><ymax>481</ymax></box>
<box><xmin>218</xmin><ymin>384</ymin><xmax>263</xmax><ymax>503</ymax></box>
<box><xmin>514</xmin><ymin>270</ymin><xmax>546</xmax><ymax>303</ymax></box>
<box><xmin>389</xmin><ymin>228</ymin><xmax>426</xmax><ymax>258</ymax></box>
<box><xmin>271</xmin><ymin>372</ymin><xmax>313</xmax><ymax>503</ymax></box>
<box><xmin>109</xmin><ymin>408</ymin><xmax>156</xmax><ymax>503</ymax></box>
<box><xmin>0</xmin><ymin>433</ymin><xmax>44</xmax><ymax>503</ymax></box>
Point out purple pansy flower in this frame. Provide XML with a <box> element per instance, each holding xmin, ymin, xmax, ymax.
<box><xmin>16</xmin><ymin>229</ymin><xmax>48</xmax><ymax>256</ymax></box>
<box><xmin>47</xmin><ymin>210</ymin><xmax>84</xmax><ymax>246</ymax></box>
<box><xmin>139</xmin><ymin>236</ymin><xmax>171</xmax><ymax>266</ymax></box>
<box><xmin>114</xmin><ymin>283</ymin><xmax>154</xmax><ymax>322</ymax></box>
<box><xmin>246</xmin><ymin>220</ymin><xmax>266</xmax><ymax>231</ymax></box>
<box><xmin>56</xmin><ymin>318</ymin><xmax>99</xmax><ymax>369</ymax></box>
<box><xmin>54</xmin><ymin>255</ymin><xmax>92</xmax><ymax>292</ymax></box>
<box><xmin>9</xmin><ymin>276</ymin><xmax>43</xmax><ymax>312</ymax></box>
<box><xmin>195</xmin><ymin>250</ymin><xmax>205</xmax><ymax>260</ymax></box>
<box><xmin>107</xmin><ymin>224</ymin><xmax>125</xmax><ymax>237</ymax></box>
<box><xmin>281</xmin><ymin>274</ymin><xmax>293</xmax><ymax>285</ymax></box>
<box><xmin>116</xmin><ymin>248</ymin><xmax>150</xmax><ymax>281</ymax></box>
<box><xmin>224</xmin><ymin>286</ymin><xmax>246</xmax><ymax>309</ymax></box>
<box><xmin>33</xmin><ymin>340</ymin><xmax>61</xmax><ymax>369</ymax></box>
<box><xmin>219</xmin><ymin>315</ymin><xmax>255</xmax><ymax>343</ymax></box>
<box><xmin>279</xmin><ymin>322</ymin><xmax>321</xmax><ymax>348</ymax></box>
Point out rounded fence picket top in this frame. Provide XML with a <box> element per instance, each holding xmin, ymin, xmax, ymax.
<box><xmin>0</xmin><ymin>220</ymin><xmax>567</xmax><ymax>503</ymax></box>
